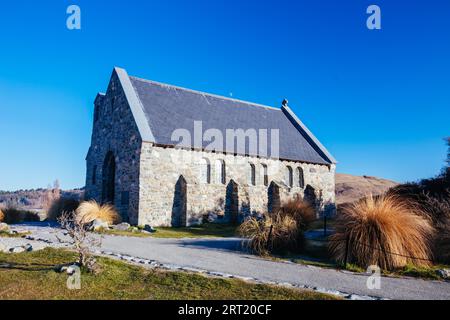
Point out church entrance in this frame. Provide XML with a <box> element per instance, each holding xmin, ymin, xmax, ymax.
<box><xmin>102</xmin><ymin>151</ymin><xmax>116</xmax><ymax>204</ymax></box>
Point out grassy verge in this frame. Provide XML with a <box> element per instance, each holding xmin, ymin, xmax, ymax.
<box><xmin>153</xmin><ymin>223</ymin><xmax>237</xmax><ymax>238</ymax></box>
<box><xmin>0</xmin><ymin>248</ymin><xmax>336</xmax><ymax>300</ymax></box>
<box><xmin>273</xmin><ymin>253</ymin><xmax>449</xmax><ymax>281</ymax></box>
<box><xmin>100</xmin><ymin>223</ymin><xmax>238</xmax><ymax>239</ymax></box>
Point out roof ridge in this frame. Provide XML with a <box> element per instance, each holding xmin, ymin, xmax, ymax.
<box><xmin>129</xmin><ymin>75</ymin><xmax>281</xmax><ymax>111</ymax></box>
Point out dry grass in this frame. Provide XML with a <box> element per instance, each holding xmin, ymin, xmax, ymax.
<box><xmin>389</xmin><ymin>187</ymin><xmax>450</xmax><ymax>264</ymax></box>
<box><xmin>75</xmin><ymin>200</ymin><xmax>122</xmax><ymax>225</ymax></box>
<box><xmin>238</xmin><ymin>198</ymin><xmax>315</xmax><ymax>256</ymax></box>
<box><xmin>329</xmin><ymin>194</ymin><xmax>434</xmax><ymax>270</ymax></box>
<box><xmin>0</xmin><ymin>207</ymin><xmax>40</xmax><ymax>224</ymax></box>
<box><xmin>239</xmin><ymin>212</ymin><xmax>299</xmax><ymax>256</ymax></box>
<box><xmin>277</xmin><ymin>198</ymin><xmax>316</xmax><ymax>231</ymax></box>
<box><xmin>0</xmin><ymin>208</ymin><xmax>4</xmax><ymax>222</ymax></box>
<box><xmin>46</xmin><ymin>197</ymin><xmax>80</xmax><ymax>221</ymax></box>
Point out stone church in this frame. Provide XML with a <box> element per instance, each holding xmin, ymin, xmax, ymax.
<box><xmin>85</xmin><ymin>67</ymin><xmax>336</xmax><ymax>227</ymax></box>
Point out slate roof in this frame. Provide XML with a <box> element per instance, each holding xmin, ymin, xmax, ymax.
<box><xmin>117</xmin><ymin>68</ymin><xmax>335</xmax><ymax>165</ymax></box>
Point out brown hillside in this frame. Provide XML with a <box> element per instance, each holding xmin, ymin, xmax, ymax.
<box><xmin>335</xmin><ymin>173</ymin><xmax>398</xmax><ymax>205</ymax></box>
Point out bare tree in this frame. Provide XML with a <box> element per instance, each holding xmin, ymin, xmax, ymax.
<box><xmin>42</xmin><ymin>180</ymin><xmax>61</xmax><ymax>212</ymax></box>
<box><xmin>57</xmin><ymin>211</ymin><xmax>101</xmax><ymax>273</ymax></box>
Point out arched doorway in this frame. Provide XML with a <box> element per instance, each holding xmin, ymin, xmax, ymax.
<box><xmin>171</xmin><ymin>176</ymin><xmax>187</xmax><ymax>227</ymax></box>
<box><xmin>102</xmin><ymin>151</ymin><xmax>116</xmax><ymax>204</ymax></box>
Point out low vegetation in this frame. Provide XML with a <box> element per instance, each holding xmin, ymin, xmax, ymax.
<box><xmin>102</xmin><ymin>223</ymin><xmax>237</xmax><ymax>239</ymax></box>
<box><xmin>0</xmin><ymin>248</ymin><xmax>336</xmax><ymax>300</ymax></box>
<box><xmin>57</xmin><ymin>212</ymin><xmax>101</xmax><ymax>273</ymax></box>
<box><xmin>0</xmin><ymin>207</ymin><xmax>40</xmax><ymax>224</ymax></box>
<box><xmin>46</xmin><ymin>197</ymin><xmax>80</xmax><ymax>221</ymax></box>
<box><xmin>239</xmin><ymin>198</ymin><xmax>316</xmax><ymax>256</ymax></box>
<box><xmin>329</xmin><ymin>194</ymin><xmax>433</xmax><ymax>270</ymax></box>
<box><xmin>75</xmin><ymin>200</ymin><xmax>122</xmax><ymax>225</ymax></box>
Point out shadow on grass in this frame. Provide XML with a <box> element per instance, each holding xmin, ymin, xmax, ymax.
<box><xmin>0</xmin><ymin>260</ymin><xmax>71</xmax><ymax>272</ymax></box>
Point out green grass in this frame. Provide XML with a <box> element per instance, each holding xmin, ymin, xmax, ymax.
<box><xmin>100</xmin><ymin>223</ymin><xmax>238</xmax><ymax>239</ymax></box>
<box><xmin>154</xmin><ymin>223</ymin><xmax>237</xmax><ymax>238</ymax></box>
<box><xmin>0</xmin><ymin>248</ymin><xmax>337</xmax><ymax>300</ymax></box>
<box><xmin>391</xmin><ymin>264</ymin><xmax>450</xmax><ymax>280</ymax></box>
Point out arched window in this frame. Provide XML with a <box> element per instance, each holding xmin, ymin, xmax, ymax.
<box><xmin>248</xmin><ymin>163</ymin><xmax>256</xmax><ymax>186</ymax></box>
<box><xmin>297</xmin><ymin>167</ymin><xmax>305</xmax><ymax>188</ymax></box>
<box><xmin>215</xmin><ymin>160</ymin><xmax>226</xmax><ymax>185</ymax></box>
<box><xmin>261</xmin><ymin>164</ymin><xmax>268</xmax><ymax>186</ymax></box>
<box><xmin>200</xmin><ymin>158</ymin><xmax>211</xmax><ymax>184</ymax></box>
<box><xmin>286</xmin><ymin>166</ymin><xmax>293</xmax><ymax>188</ymax></box>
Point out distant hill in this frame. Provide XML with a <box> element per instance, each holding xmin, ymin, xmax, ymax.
<box><xmin>335</xmin><ymin>173</ymin><xmax>398</xmax><ymax>205</ymax></box>
<box><xmin>0</xmin><ymin>188</ymin><xmax>84</xmax><ymax>210</ymax></box>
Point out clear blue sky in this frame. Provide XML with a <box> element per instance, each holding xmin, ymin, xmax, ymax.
<box><xmin>0</xmin><ymin>0</ymin><xmax>449</xmax><ymax>191</ymax></box>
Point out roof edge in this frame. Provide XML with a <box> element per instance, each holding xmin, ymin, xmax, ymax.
<box><xmin>130</xmin><ymin>75</ymin><xmax>280</xmax><ymax>111</ymax></box>
<box><xmin>281</xmin><ymin>105</ymin><xmax>337</xmax><ymax>164</ymax></box>
<box><xmin>114</xmin><ymin>67</ymin><xmax>155</xmax><ymax>143</ymax></box>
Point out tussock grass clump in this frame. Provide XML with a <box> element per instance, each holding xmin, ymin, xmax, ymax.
<box><xmin>0</xmin><ymin>208</ymin><xmax>4</xmax><ymax>223</ymax></box>
<box><xmin>389</xmin><ymin>187</ymin><xmax>450</xmax><ymax>264</ymax></box>
<box><xmin>329</xmin><ymin>195</ymin><xmax>434</xmax><ymax>270</ymax></box>
<box><xmin>76</xmin><ymin>200</ymin><xmax>121</xmax><ymax>225</ymax></box>
<box><xmin>46</xmin><ymin>197</ymin><xmax>80</xmax><ymax>221</ymax></box>
<box><xmin>1</xmin><ymin>208</ymin><xmax>40</xmax><ymax>224</ymax></box>
<box><xmin>239</xmin><ymin>213</ymin><xmax>299</xmax><ymax>256</ymax></box>
<box><xmin>277</xmin><ymin>198</ymin><xmax>316</xmax><ymax>231</ymax></box>
<box><xmin>436</xmin><ymin>225</ymin><xmax>450</xmax><ymax>264</ymax></box>
<box><xmin>239</xmin><ymin>198</ymin><xmax>316</xmax><ymax>256</ymax></box>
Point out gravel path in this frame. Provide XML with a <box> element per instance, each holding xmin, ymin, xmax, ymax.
<box><xmin>2</xmin><ymin>223</ymin><xmax>450</xmax><ymax>300</ymax></box>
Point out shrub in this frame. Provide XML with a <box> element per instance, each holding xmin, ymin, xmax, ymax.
<box><xmin>239</xmin><ymin>212</ymin><xmax>299</xmax><ymax>256</ymax></box>
<box><xmin>329</xmin><ymin>195</ymin><xmax>434</xmax><ymax>270</ymax></box>
<box><xmin>75</xmin><ymin>200</ymin><xmax>122</xmax><ymax>225</ymax></box>
<box><xmin>277</xmin><ymin>198</ymin><xmax>316</xmax><ymax>231</ymax></box>
<box><xmin>424</xmin><ymin>193</ymin><xmax>450</xmax><ymax>264</ymax></box>
<box><xmin>238</xmin><ymin>198</ymin><xmax>316</xmax><ymax>255</ymax></box>
<box><xmin>46</xmin><ymin>197</ymin><xmax>80</xmax><ymax>221</ymax></box>
<box><xmin>1</xmin><ymin>207</ymin><xmax>40</xmax><ymax>224</ymax></box>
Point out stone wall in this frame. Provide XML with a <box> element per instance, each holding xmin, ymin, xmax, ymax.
<box><xmin>85</xmin><ymin>70</ymin><xmax>142</xmax><ymax>224</ymax></box>
<box><xmin>138</xmin><ymin>143</ymin><xmax>335</xmax><ymax>227</ymax></box>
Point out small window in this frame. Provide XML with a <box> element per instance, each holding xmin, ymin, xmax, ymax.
<box><xmin>215</xmin><ymin>160</ymin><xmax>226</xmax><ymax>185</ymax></box>
<box><xmin>261</xmin><ymin>164</ymin><xmax>268</xmax><ymax>186</ymax></box>
<box><xmin>92</xmin><ymin>165</ymin><xmax>97</xmax><ymax>185</ymax></box>
<box><xmin>286</xmin><ymin>166</ymin><xmax>293</xmax><ymax>188</ymax></box>
<box><xmin>297</xmin><ymin>167</ymin><xmax>305</xmax><ymax>188</ymax></box>
<box><xmin>200</xmin><ymin>158</ymin><xmax>211</xmax><ymax>184</ymax></box>
<box><xmin>248</xmin><ymin>163</ymin><xmax>256</xmax><ymax>186</ymax></box>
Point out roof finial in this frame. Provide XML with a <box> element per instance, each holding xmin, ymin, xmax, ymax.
<box><xmin>282</xmin><ymin>99</ymin><xmax>289</xmax><ymax>107</ymax></box>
